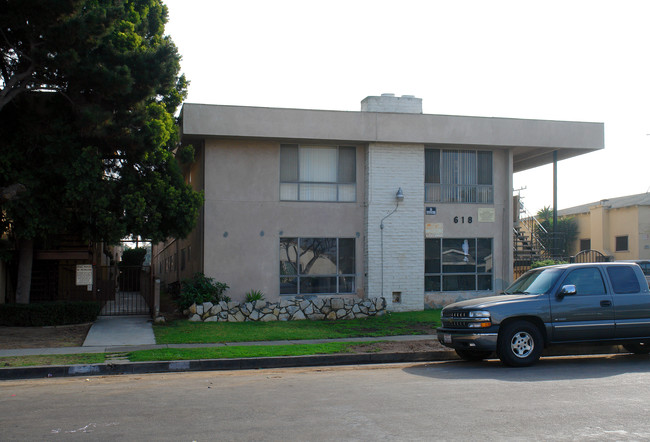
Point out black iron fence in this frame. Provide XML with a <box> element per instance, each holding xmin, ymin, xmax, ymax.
<box><xmin>513</xmin><ymin>249</ymin><xmax>612</xmax><ymax>280</ymax></box>
<box><xmin>95</xmin><ymin>265</ymin><xmax>152</xmax><ymax>315</ymax></box>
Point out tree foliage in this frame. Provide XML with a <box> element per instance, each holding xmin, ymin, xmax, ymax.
<box><xmin>535</xmin><ymin>206</ymin><xmax>578</xmax><ymax>257</ymax></box>
<box><xmin>0</xmin><ymin>0</ymin><xmax>203</xmax><ymax>302</ymax></box>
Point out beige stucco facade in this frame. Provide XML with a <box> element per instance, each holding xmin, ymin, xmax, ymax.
<box><xmin>201</xmin><ymin>139</ymin><xmax>366</xmax><ymax>300</ymax></box>
<box><xmin>563</xmin><ymin>195</ymin><xmax>650</xmax><ymax>260</ymax></box>
<box><xmin>152</xmin><ymin>96</ymin><xmax>604</xmax><ymax>309</ymax></box>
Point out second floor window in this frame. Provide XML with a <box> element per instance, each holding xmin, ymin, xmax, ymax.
<box><xmin>425</xmin><ymin>148</ymin><xmax>493</xmax><ymax>203</ymax></box>
<box><xmin>280</xmin><ymin>144</ymin><xmax>356</xmax><ymax>202</ymax></box>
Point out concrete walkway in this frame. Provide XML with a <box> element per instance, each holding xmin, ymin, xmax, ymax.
<box><xmin>82</xmin><ymin>316</ymin><xmax>155</xmax><ymax>347</ymax></box>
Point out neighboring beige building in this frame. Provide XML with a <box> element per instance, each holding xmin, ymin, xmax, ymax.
<box><xmin>559</xmin><ymin>193</ymin><xmax>650</xmax><ymax>259</ymax></box>
<box><xmin>152</xmin><ymin>95</ymin><xmax>604</xmax><ymax>310</ymax></box>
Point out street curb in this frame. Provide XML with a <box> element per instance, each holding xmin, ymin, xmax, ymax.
<box><xmin>0</xmin><ymin>351</ymin><xmax>459</xmax><ymax>380</ymax></box>
<box><xmin>0</xmin><ymin>344</ymin><xmax>633</xmax><ymax>381</ymax></box>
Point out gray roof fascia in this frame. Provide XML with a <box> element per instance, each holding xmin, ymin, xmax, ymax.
<box><xmin>181</xmin><ymin>103</ymin><xmax>604</xmax><ymax>171</ymax></box>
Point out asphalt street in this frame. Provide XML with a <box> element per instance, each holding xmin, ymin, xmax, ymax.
<box><xmin>2</xmin><ymin>353</ymin><xmax>650</xmax><ymax>441</ymax></box>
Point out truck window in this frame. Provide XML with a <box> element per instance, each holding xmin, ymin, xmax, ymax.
<box><xmin>504</xmin><ymin>268</ymin><xmax>562</xmax><ymax>295</ymax></box>
<box><xmin>606</xmin><ymin>266</ymin><xmax>640</xmax><ymax>294</ymax></box>
<box><xmin>561</xmin><ymin>268</ymin><xmax>606</xmax><ymax>295</ymax></box>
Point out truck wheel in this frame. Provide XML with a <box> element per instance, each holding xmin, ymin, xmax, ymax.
<box><xmin>497</xmin><ymin>320</ymin><xmax>543</xmax><ymax>367</ymax></box>
<box><xmin>623</xmin><ymin>342</ymin><xmax>650</xmax><ymax>354</ymax></box>
<box><xmin>455</xmin><ymin>349</ymin><xmax>493</xmax><ymax>361</ymax></box>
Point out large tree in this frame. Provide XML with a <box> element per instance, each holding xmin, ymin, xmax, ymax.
<box><xmin>0</xmin><ymin>0</ymin><xmax>203</xmax><ymax>303</ymax></box>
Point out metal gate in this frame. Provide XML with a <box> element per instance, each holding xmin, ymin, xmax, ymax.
<box><xmin>570</xmin><ymin>250</ymin><xmax>612</xmax><ymax>263</ymax></box>
<box><xmin>95</xmin><ymin>266</ymin><xmax>153</xmax><ymax>316</ymax></box>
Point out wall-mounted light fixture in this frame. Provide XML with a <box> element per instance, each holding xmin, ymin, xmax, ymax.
<box><xmin>396</xmin><ymin>187</ymin><xmax>404</xmax><ymax>202</ymax></box>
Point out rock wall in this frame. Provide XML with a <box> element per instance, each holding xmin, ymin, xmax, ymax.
<box><xmin>185</xmin><ymin>297</ymin><xmax>387</xmax><ymax>322</ymax></box>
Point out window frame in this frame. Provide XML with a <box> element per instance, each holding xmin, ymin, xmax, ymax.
<box><xmin>280</xmin><ymin>144</ymin><xmax>357</xmax><ymax>202</ymax></box>
<box><xmin>615</xmin><ymin>235</ymin><xmax>629</xmax><ymax>252</ymax></box>
<box><xmin>424</xmin><ymin>148</ymin><xmax>494</xmax><ymax>204</ymax></box>
<box><xmin>425</xmin><ymin>238</ymin><xmax>493</xmax><ymax>292</ymax></box>
<box><xmin>279</xmin><ymin>237</ymin><xmax>356</xmax><ymax>295</ymax></box>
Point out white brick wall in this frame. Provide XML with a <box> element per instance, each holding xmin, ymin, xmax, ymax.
<box><xmin>366</xmin><ymin>143</ymin><xmax>425</xmax><ymax>311</ymax></box>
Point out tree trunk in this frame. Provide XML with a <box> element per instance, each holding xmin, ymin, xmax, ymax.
<box><xmin>15</xmin><ymin>238</ymin><xmax>34</xmax><ymax>304</ymax></box>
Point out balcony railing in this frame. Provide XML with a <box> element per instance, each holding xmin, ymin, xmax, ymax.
<box><xmin>425</xmin><ymin>184</ymin><xmax>493</xmax><ymax>203</ymax></box>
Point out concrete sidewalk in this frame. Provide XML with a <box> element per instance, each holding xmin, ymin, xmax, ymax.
<box><xmin>0</xmin><ymin>333</ymin><xmax>450</xmax><ymax>380</ymax></box>
<box><xmin>0</xmin><ymin>334</ymin><xmax>439</xmax><ymax>357</ymax></box>
<box><xmin>0</xmin><ymin>315</ymin><xmax>633</xmax><ymax>381</ymax></box>
<box><xmin>82</xmin><ymin>316</ymin><xmax>156</xmax><ymax>347</ymax></box>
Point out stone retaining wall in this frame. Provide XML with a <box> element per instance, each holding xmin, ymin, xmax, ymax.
<box><xmin>186</xmin><ymin>297</ymin><xmax>387</xmax><ymax>322</ymax></box>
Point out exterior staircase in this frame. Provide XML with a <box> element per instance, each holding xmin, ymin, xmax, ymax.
<box><xmin>513</xmin><ymin>196</ymin><xmax>548</xmax><ymax>278</ymax></box>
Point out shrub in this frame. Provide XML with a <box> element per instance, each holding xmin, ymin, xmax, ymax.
<box><xmin>532</xmin><ymin>259</ymin><xmax>568</xmax><ymax>269</ymax></box>
<box><xmin>178</xmin><ymin>272</ymin><xmax>230</xmax><ymax>310</ymax></box>
<box><xmin>119</xmin><ymin>247</ymin><xmax>147</xmax><ymax>267</ymax></box>
<box><xmin>0</xmin><ymin>301</ymin><xmax>102</xmax><ymax>326</ymax></box>
<box><xmin>245</xmin><ymin>290</ymin><xmax>265</xmax><ymax>303</ymax></box>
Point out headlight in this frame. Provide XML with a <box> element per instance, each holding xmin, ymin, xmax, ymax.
<box><xmin>467</xmin><ymin>310</ymin><xmax>491</xmax><ymax>328</ymax></box>
<box><xmin>468</xmin><ymin>310</ymin><xmax>490</xmax><ymax>318</ymax></box>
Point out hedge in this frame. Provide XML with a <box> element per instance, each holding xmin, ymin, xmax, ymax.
<box><xmin>0</xmin><ymin>301</ymin><xmax>102</xmax><ymax>326</ymax></box>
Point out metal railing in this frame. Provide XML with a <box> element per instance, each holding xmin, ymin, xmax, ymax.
<box><xmin>425</xmin><ymin>184</ymin><xmax>493</xmax><ymax>203</ymax></box>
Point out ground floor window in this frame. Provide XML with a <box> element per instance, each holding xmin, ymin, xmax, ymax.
<box><xmin>280</xmin><ymin>237</ymin><xmax>355</xmax><ymax>295</ymax></box>
<box><xmin>425</xmin><ymin>238</ymin><xmax>493</xmax><ymax>291</ymax></box>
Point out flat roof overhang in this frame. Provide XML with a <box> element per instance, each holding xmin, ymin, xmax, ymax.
<box><xmin>180</xmin><ymin>103</ymin><xmax>604</xmax><ymax>172</ymax></box>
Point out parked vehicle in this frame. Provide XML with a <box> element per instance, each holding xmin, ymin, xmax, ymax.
<box><xmin>619</xmin><ymin>260</ymin><xmax>650</xmax><ymax>287</ymax></box>
<box><xmin>437</xmin><ymin>262</ymin><xmax>650</xmax><ymax>367</ymax></box>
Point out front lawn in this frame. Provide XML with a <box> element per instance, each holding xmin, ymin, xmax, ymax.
<box><xmin>154</xmin><ymin>309</ymin><xmax>441</xmax><ymax>344</ymax></box>
<box><xmin>128</xmin><ymin>342</ymin><xmax>365</xmax><ymax>362</ymax></box>
<box><xmin>0</xmin><ymin>353</ymin><xmax>105</xmax><ymax>368</ymax></box>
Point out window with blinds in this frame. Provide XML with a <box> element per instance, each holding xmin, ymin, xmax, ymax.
<box><xmin>280</xmin><ymin>145</ymin><xmax>356</xmax><ymax>202</ymax></box>
<box><xmin>425</xmin><ymin>148</ymin><xmax>493</xmax><ymax>203</ymax></box>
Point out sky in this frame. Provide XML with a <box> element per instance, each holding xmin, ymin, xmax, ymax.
<box><xmin>163</xmin><ymin>0</ymin><xmax>650</xmax><ymax>215</ymax></box>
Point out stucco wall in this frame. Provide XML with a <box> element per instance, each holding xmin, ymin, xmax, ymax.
<box><xmin>201</xmin><ymin>139</ymin><xmax>366</xmax><ymax>303</ymax></box>
<box><xmin>609</xmin><ymin>206</ymin><xmax>639</xmax><ymax>260</ymax></box>
<box><xmin>640</xmin><ymin>206</ymin><xmax>650</xmax><ymax>259</ymax></box>
<box><xmin>570</xmin><ymin>212</ymin><xmax>591</xmax><ymax>255</ymax></box>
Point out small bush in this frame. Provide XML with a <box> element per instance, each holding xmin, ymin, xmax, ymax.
<box><xmin>178</xmin><ymin>272</ymin><xmax>230</xmax><ymax>310</ymax></box>
<box><xmin>245</xmin><ymin>290</ymin><xmax>265</xmax><ymax>303</ymax></box>
<box><xmin>0</xmin><ymin>301</ymin><xmax>102</xmax><ymax>326</ymax></box>
<box><xmin>532</xmin><ymin>259</ymin><xmax>568</xmax><ymax>269</ymax></box>
<box><xmin>119</xmin><ymin>247</ymin><xmax>147</xmax><ymax>267</ymax></box>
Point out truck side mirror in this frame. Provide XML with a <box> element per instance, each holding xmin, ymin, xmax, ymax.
<box><xmin>558</xmin><ymin>284</ymin><xmax>577</xmax><ymax>298</ymax></box>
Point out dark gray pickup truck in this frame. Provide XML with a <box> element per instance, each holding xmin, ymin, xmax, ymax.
<box><xmin>437</xmin><ymin>262</ymin><xmax>650</xmax><ymax>366</ymax></box>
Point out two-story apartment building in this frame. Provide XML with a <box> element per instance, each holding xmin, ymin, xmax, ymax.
<box><xmin>152</xmin><ymin>94</ymin><xmax>604</xmax><ymax>310</ymax></box>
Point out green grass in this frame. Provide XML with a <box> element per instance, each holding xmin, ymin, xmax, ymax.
<box><xmin>153</xmin><ymin>309</ymin><xmax>441</xmax><ymax>344</ymax></box>
<box><xmin>0</xmin><ymin>353</ymin><xmax>105</xmax><ymax>368</ymax></box>
<box><xmin>128</xmin><ymin>342</ymin><xmax>377</xmax><ymax>362</ymax></box>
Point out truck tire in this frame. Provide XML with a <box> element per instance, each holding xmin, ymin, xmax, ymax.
<box><xmin>623</xmin><ymin>342</ymin><xmax>650</xmax><ymax>354</ymax></box>
<box><xmin>455</xmin><ymin>349</ymin><xmax>493</xmax><ymax>361</ymax></box>
<box><xmin>497</xmin><ymin>320</ymin><xmax>543</xmax><ymax>367</ymax></box>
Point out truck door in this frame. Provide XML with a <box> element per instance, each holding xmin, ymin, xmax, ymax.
<box><xmin>607</xmin><ymin>265</ymin><xmax>650</xmax><ymax>339</ymax></box>
<box><xmin>550</xmin><ymin>267</ymin><xmax>615</xmax><ymax>342</ymax></box>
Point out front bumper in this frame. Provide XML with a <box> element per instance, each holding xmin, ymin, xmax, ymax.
<box><xmin>436</xmin><ymin>328</ymin><xmax>498</xmax><ymax>351</ymax></box>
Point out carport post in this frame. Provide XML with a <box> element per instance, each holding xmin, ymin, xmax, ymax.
<box><xmin>553</xmin><ymin>150</ymin><xmax>558</xmax><ymax>257</ymax></box>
